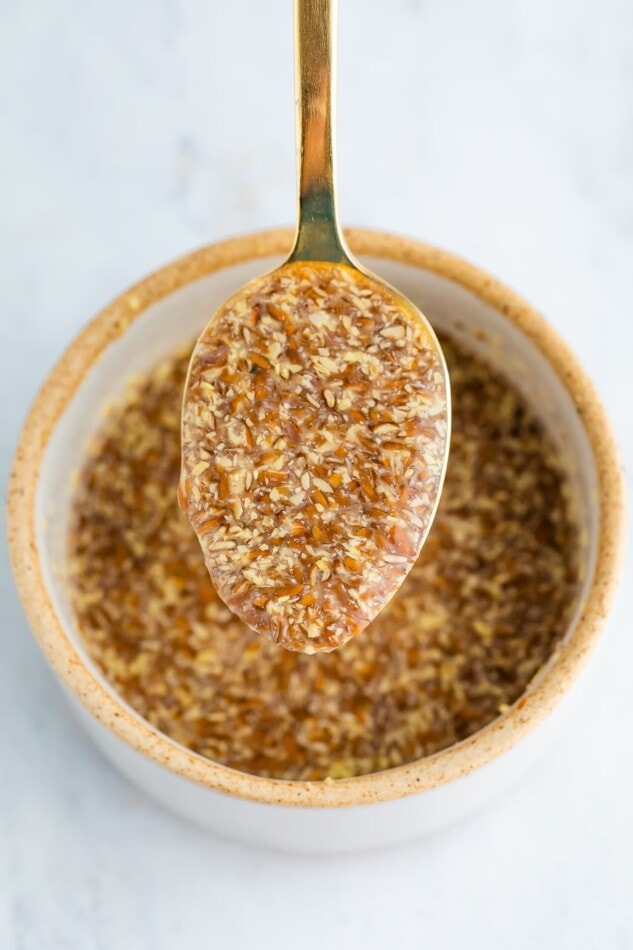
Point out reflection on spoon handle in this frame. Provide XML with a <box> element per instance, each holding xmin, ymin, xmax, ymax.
<box><xmin>289</xmin><ymin>0</ymin><xmax>352</xmax><ymax>265</ymax></box>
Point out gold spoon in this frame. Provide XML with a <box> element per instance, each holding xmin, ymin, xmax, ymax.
<box><xmin>179</xmin><ymin>0</ymin><xmax>450</xmax><ymax>654</ymax></box>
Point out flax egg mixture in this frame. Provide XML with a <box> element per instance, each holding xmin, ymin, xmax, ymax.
<box><xmin>180</xmin><ymin>261</ymin><xmax>448</xmax><ymax>652</ymax></box>
<box><xmin>68</xmin><ymin>334</ymin><xmax>579</xmax><ymax>781</ymax></box>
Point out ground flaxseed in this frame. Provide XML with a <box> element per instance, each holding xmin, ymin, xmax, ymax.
<box><xmin>180</xmin><ymin>261</ymin><xmax>448</xmax><ymax>652</ymax></box>
<box><xmin>68</xmin><ymin>335</ymin><xmax>579</xmax><ymax>782</ymax></box>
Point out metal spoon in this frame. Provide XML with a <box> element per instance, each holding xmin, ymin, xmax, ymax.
<box><xmin>179</xmin><ymin>0</ymin><xmax>450</xmax><ymax>653</ymax></box>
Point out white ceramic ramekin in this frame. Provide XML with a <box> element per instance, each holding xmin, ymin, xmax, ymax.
<box><xmin>7</xmin><ymin>229</ymin><xmax>625</xmax><ymax>852</ymax></box>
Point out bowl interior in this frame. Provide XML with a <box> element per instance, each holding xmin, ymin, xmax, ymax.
<box><xmin>37</xmin><ymin>254</ymin><xmax>598</xmax><ymax>749</ymax></box>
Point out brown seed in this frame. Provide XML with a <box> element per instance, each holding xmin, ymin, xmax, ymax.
<box><xmin>218</xmin><ymin>473</ymin><xmax>231</xmax><ymax>499</ymax></box>
<box><xmin>276</xmin><ymin>583</ymin><xmax>303</xmax><ymax>598</ymax></box>
<box><xmin>311</xmin><ymin>524</ymin><xmax>327</xmax><ymax>542</ymax></box>
<box><xmin>247</xmin><ymin>351</ymin><xmax>269</xmax><ymax>370</ymax></box>
<box><xmin>196</xmin><ymin>517</ymin><xmax>222</xmax><ymax>535</ymax></box>
<box><xmin>313</xmin><ymin>489</ymin><xmax>329</xmax><ymax>509</ymax></box>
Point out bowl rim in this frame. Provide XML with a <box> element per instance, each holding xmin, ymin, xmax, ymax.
<box><xmin>7</xmin><ymin>227</ymin><xmax>626</xmax><ymax>808</ymax></box>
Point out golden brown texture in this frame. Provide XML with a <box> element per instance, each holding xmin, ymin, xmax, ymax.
<box><xmin>180</xmin><ymin>261</ymin><xmax>448</xmax><ymax>652</ymax></box>
<box><xmin>68</xmin><ymin>336</ymin><xmax>579</xmax><ymax>781</ymax></box>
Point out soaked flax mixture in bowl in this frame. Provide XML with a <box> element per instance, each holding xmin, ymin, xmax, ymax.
<box><xmin>67</xmin><ymin>336</ymin><xmax>580</xmax><ymax>781</ymax></box>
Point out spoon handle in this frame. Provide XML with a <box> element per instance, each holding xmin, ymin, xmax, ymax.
<box><xmin>288</xmin><ymin>0</ymin><xmax>352</xmax><ymax>265</ymax></box>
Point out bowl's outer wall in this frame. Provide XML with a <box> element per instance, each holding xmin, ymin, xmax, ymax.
<box><xmin>69</xmin><ymin>680</ymin><xmax>586</xmax><ymax>852</ymax></box>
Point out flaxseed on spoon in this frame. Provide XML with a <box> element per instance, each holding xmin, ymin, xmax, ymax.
<box><xmin>179</xmin><ymin>261</ymin><xmax>449</xmax><ymax>653</ymax></box>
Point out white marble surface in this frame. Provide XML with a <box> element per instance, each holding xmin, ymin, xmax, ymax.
<box><xmin>1</xmin><ymin>1</ymin><xmax>632</xmax><ymax>947</ymax></box>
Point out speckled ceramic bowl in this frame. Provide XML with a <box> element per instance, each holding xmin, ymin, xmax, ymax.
<box><xmin>7</xmin><ymin>229</ymin><xmax>625</xmax><ymax>852</ymax></box>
